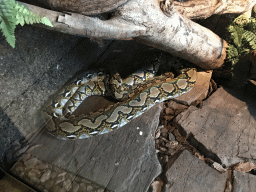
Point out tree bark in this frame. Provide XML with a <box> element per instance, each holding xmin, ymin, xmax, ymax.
<box><xmin>173</xmin><ymin>0</ymin><xmax>256</xmax><ymax>19</ymax></box>
<box><xmin>18</xmin><ymin>0</ymin><xmax>228</xmax><ymax>69</ymax></box>
<box><xmin>20</xmin><ymin>0</ymin><xmax>129</xmax><ymax>15</ymax></box>
<box><xmin>20</xmin><ymin>0</ymin><xmax>256</xmax><ymax>19</ymax></box>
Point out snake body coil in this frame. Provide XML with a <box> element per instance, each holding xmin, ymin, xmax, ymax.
<box><xmin>43</xmin><ymin>63</ymin><xmax>196</xmax><ymax>140</ymax></box>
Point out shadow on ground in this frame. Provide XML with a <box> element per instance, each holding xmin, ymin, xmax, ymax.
<box><xmin>0</xmin><ymin>107</ymin><xmax>27</xmax><ymax>170</ymax></box>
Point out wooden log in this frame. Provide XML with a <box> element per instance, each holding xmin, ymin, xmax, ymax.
<box><xmin>173</xmin><ymin>0</ymin><xmax>256</xmax><ymax>19</ymax></box>
<box><xmin>19</xmin><ymin>0</ymin><xmax>227</xmax><ymax>69</ymax></box>
<box><xmin>20</xmin><ymin>0</ymin><xmax>256</xmax><ymax>19</ymax></box>
<box><xmin>19</xmin><ymin>0</ymin><xmax>129</xmax><ymax>15</ymax></box>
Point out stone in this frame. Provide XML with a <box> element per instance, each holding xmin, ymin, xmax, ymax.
<box><xmin>233</xmin><ymin>171</ymin><xmax>256</xmax><ymax>192</ymax></box>
<box><xmin>149</xmin><ymin>180</ymin><xmax>163</xmax><ymax>192</ymax></box>
<box><xmin>23</xmin><ymin>158</ymin><xmax>38</xmax><ymax>169</ymax></box>
<box><xmin>174</xmin><ymin>87</ymin><xmax>256</xmax><ymax>167</ymax></box>
<box><xmin>166</xmin><ymin>100</ymin><xmax>188</xmax><ymax>115</ymax></box>
<box><xmin>63</xmin><ymin>179</ymin><xmax>72</xmax><ymax>191</ymax></box>
<box><xmin>165</xmin><ymin>150</ymin><xmax>228</xmax><ymax>191</ymax></box>
<box><xmin>70</xmin><ymin>181</ymin><xmax>79</xmax><ymax>192</ymax></box>
<box><xmin>174</xmin><ymin>71</ymin><xmax>212</xmax><ymax>105</ymax></box>
<box><xmin>40</xmin><ymin>170</ymin><xmax>51</xmax><ymax>183</ymax></box>
<box><xmin>234</xmin><ymin>162</ymin><xmax>256</xmax><ymax>173</ymax></box>
<box><xmin>25</xmin><ymin>103</ymin><xmax>163</xmax><ymax>192</ymax></box>
<box><xmin>168</xmin><ymin>133</ymin><xmax>175</xmax><ymax>142</ymax></box>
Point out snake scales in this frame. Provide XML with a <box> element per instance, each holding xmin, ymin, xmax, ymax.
<box><xmin>43</xmin><ymin>61</ymin><xmax>196</xmax><ymax>140</ymax></box>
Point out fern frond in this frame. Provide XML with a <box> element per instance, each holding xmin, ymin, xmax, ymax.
<box><xmin>0</xmin><ymin>0</ymin><xmax>53</xmax><ymax>48</ymax></box>
<box><xmin>0</xmin><ymin>0</ymin><xmax>17</xmax><ymax>48</ymax></box>
<box><xmin>225</xmin><ymin>14</ymin><xmax>256</xmax><ymax>77</ymax></box>
<box><xmin>242</xmin><ymin>30</ymin><xmax>256</xmax><ymax>50</ymax></box>
<box><xmin>228</xmin><ymin>25</ymin><xmax>244</xmax><ymax>47</ymax></box>
<box><xmin>234</xmin><ymin>15</ymin><xmax>249</xmax><ymax>26</ymax></box>
<box><xmin>246</xmin><ymin>17</ymin><xmax>256</xmax><ymax>33</ymax></box>
<box><xmin>226</xmin><ymin>44</ymin><xmax>239</xmax><ymax>65</ymax></box>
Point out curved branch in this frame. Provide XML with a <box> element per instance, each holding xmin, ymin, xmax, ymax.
<box><xmin>173</xmin><ymin>0</ymin><xmax>256</xmax><ymax>19</ymax></box>
<box><xmin>19</xmin><ymin>2</ymin><xmax>147</xmax><ymax>39</ymax></box>
<box><xmin>116</xmin><ymin>0</ymin><xmax>227</xmax><ymax>69</ymax></box>
<box><xmin>19</xmin><ymin>0</ymin><xmax>227</xmax><ymax>69</ymax></box>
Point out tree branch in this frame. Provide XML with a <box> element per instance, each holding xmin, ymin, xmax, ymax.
<box><xmin>19</xmin><ymin>0</ymin><xmax>227</xmax><ymax>69</ymax></box>
<box><xmin>173</xmin><ymin>0</ymin><xmax>256</xmax><ymax>19</ymax></box>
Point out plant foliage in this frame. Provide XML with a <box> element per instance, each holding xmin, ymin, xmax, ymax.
<box><xmin>0</xmin><ymin>0</ymin><xmax>53</xmax><ymax>48</ymax></box>
<box><xmin>226</xmin><ymin>15</ymin><xmax>256</xmax><ymax>72</ymax></box>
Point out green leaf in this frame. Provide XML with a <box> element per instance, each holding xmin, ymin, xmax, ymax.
<box><xmin>41</xmin><ymin>17</ymin><xmax>53</xmax><ymax>27</ymax></box>
<box><xmin>0</xmin><ymin>0</ymin><xmax>53</xmax><ymax>48</ymax></box>
<box><xmin>0</xmin><ymin>16</ymin><xmax>16</xmax><ymax>48</ymax></box>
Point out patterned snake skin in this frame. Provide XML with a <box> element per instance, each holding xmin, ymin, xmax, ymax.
<box><xmin>43</xmin><ymin>61</ymin><xmax>197</xmax><ymax>140</ymax></box>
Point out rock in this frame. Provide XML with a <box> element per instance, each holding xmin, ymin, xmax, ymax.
<box><xmin>149</xmin><ymin>180</ymin><xmax>163</xmax><ymax>192</ymax></box>
<box><xmin>212</xmin><ymin>162</ymin><xmax>227</xmax><ymax>173</ymax></box>
<box><xmin>233</xmin><ymin>162</ymin><xmax>256</xmax><ymax>173</ymax></box>
<box><xmin>233</xmin><ymin>171</ymin><xmax>256</xmax><ymax>192</ymax></box>
<box><xmin>13</xmin><ymin>103</ymin><xmax>163</xmax><ymax>191</ymax></box>
<box><xmin>0</xmin><ymin>174</ymin><xmax>34</xmax><ymax>192</ymax></box>
<box><xmin>173</xmin><ymin>70</ymin><xmax>212</xmax><ymax>105</ymax></box>
<box><xmin>11</xmin><ymin>154</ymin><xmax>108</xmax><ymax>191</ymax></box>
<box><xmin>165</xmin><ymin>150</ymin><xmax>228</xmax><ymax>191</ymax></box>
<box><xmin>40</xmin><ymin>170</ymin><xmax>51</xmax><ymax>183</ymax></box>
<box><xmin>168</xmin><ymin>133</ymin><xmax>175</xmax><ymax>142</ymax></box>
<box><xmin>166</xmin><ymin>100</ymin><xmax>188</xmax><ymax>115</ymax></box>
<box><xmin>23</xmin><ymin>158</ymin><xmax>38</xmax><ymax>169</ymax></box>
<box><xmin>174</xmin><ymin>87</ymin><xmax>256</xmax><ymax>167</ymax></box>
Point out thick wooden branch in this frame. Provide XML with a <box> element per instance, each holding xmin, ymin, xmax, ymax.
<box><xmin>116</xmin><ymin>0</ymin><xmax>227</xmax><ymax>69</ymax></box>
<box><xmin>20</xmin><ymin>0</ymin><xmax>256</xmax><ymax>19</ymax></box>
<box><xmin>19</xmin><ymin>2</ymin><xmax>147</xmax><ymax>39</ymax></box>
<box><xmin>173</xmin><ymin>0</ymin><xmax>256</xmax><ymax>19</ymax></box>
<box><xmin>19</xmin><ymin>0</ymin><xmax>227</xmax><ymax>69</ymax></box>
<box><xmin>19</xmin><ymin>0</ymin><xmax>129</xmax><ymax>15</ymax></box>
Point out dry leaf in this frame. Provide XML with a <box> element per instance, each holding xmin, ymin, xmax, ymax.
<box><xmin>234</xmin><ymin>162</ymin><xmax>256</xmax><ymax>172</ymax></box>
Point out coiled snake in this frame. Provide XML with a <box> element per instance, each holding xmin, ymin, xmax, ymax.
<box><xmin>43</xmin><ymin>62</ymin><xmax>196</xmax><ymax>140</ymax></box>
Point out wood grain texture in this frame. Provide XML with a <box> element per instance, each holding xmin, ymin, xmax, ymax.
<box><xmin>20</xmin><ymin>0</ymin><xmax>129</xmax><ymax>15</ymax></box>
<box><xmin>173</xmin><ymin>0</ymin><xmax>256</xmax><ymax>19</ymax></box>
